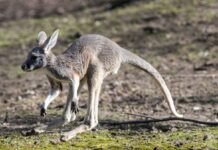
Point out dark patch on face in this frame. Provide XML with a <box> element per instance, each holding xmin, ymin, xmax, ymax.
<box><xmin>21</xmin><ymin>47</ymin><xmax>46</xmax><ymax>72</ymax></box>
<box><xmin>32</xmin><ymin>47</ymin><xmax>45</xmax><ymax>54</ymax></box>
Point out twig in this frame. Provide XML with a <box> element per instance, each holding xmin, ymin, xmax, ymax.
<box><xmin>122</xmin><ymin>112</ymin><xmax>154</xmax><ymax>119</ymax></box>
<box><xmin>100</xmin><ymin>117</ymin><xmax>218</xmax><ymax>126</ymax></box>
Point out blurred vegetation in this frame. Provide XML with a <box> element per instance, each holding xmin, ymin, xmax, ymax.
<box><xmin>0</xmin><ymin>0</ymin><xmax>217</xmax><ymax>63</ymax></box>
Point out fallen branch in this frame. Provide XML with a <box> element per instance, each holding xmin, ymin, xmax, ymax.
<box><xmin>100</xmin><ymin>117</ymin><xmax>218</xmax><ymax>126</ymax></box>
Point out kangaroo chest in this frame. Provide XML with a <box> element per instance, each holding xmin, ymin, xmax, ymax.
<box><xmin>45</xmin><ymin>67</ymin><xmax>70</xmax><ymax>82</ymax></box>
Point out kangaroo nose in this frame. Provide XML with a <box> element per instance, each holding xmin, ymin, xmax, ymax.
<box><xmin>21</xmin><ymin>64</ymin><xmax>27</xmax><ymax>71</ymax></box>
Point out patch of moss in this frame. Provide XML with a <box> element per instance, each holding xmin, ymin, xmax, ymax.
<box><xmin>0</xmin><ymin>127</ymin><xmax>217</xmax><ymax>150</ymax></box>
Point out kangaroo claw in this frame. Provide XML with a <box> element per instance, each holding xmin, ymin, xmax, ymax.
<box><xmin>71</xmin><ymin>102</ymin><xmax>79</xmax><ymax>114</ymax></box>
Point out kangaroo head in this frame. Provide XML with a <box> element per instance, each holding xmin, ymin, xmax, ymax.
<box><xmin>21</xmin><ymin>29</ymin><xmax>59</xmax><ymax>72</ymax></box>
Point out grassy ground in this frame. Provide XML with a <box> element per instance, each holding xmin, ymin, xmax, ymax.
<box><xmin>0</xmin><ymin>0</ymin><xmax>218</xmax><ymax>149</ymax></box>
<box><xmin>0</xmin><ymin>127</ymin><xmax>217</xmax><ymax>150</ymax></box>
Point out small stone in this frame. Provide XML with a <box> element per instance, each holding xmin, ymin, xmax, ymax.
<box><xmin>16</xmin><ymin>96</ymin><xmax>22</xmax><ymax>101</ymax></box>
<box><xmin>174</xmin><ymin>141</ymin><xmax>184</xmax><ymax>147</ymax></box>
<box><xmin>26</xmin><ymin>90</ymin><xmax>35</xmax><ymax>95</ymax></box>
<box><xmin>171</xmin><ymin>127</ymin><xmax>178</xmax><ymax>132</ymax></box>
<box><xmin>203</xmin><ymin>134</ymin><xmax>211</xmax><ymax>141</ymax></box>
<box><xmin>154</xmin><ymin>147</ymin><xmax>160</xmax><ymax>150</ymax></box>
<box><xmin>91</xmin><ymin>128</ymin><xmax>98</xmax><ymax>132</ymax></box>
<box><xmin>193</xmin><ymin>106</ymin><xmax>201</xmax><ymax>111</ymax></box>
<box><xmin>50</xmin><ymin>138</ymin><xmax>61</xmax><ymax>145</ymax></box>
<box><xmin>151</xmin><ymin>126</ymin><xmax>158</xmax><ymax>133</ymax></box>
<box><xmin>203</xmin><ymin>135</ymin><xmax>208</xmax><ymax>141</ymax></box>
<box><xmin>34</xmin><ymin>140</ymin><xmax>40</xmax><ymax>145</ymax></box>
<box><xmin>21</xmin><ymin>129</ymin><xmax>38</xmax><ymax>136</ymax></box>
<box><xmin>3</xmin><ymin>99</ymin><xmax>8</xmax><ymax>104</ymax></box>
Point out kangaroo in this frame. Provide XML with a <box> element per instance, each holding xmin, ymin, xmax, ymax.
<box><xmin>21</xmin><ymin>30</ymin><xmax>183</xmax><ymax>141</ymax></box>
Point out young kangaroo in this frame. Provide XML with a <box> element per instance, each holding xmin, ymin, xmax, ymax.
<box><xmin>21</xmin><ymin>30</ymin><xmax>183</xmax><ymax>141</ymax></box>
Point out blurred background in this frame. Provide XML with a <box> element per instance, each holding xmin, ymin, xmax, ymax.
<box><xmin>0</xmin><ymin>0</ymin><xmax>217</xmax><ymax>148</ymax></box>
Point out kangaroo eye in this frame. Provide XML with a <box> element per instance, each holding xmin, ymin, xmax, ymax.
<box><xmin>32</xmin><ymin>56</ymin><xmax>37</xmax><ymax>60</ymax></box>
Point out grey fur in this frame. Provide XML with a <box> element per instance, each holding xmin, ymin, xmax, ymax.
<box><xmin>22</xmin><ymin>30</ymin><xmax>183</xmax><ymax>141</ymax></box>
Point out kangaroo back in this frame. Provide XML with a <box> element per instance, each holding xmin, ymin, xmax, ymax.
<box><xmin>120</xmin><ymin>48</ymin><xmax>183</xmax><ymax>118</ymax></box>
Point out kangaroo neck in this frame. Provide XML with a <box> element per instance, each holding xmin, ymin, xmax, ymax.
<box><xmin>45</xmin><ymin>51</ymin><xmax>89</xmax><ymax>80</ymax></box>
<box><xmin>45</xmin><ymin>53</ymin><xmax>69</xmax><ymax>81</ymax></box>
<box><xmin>46</xmin><ymin>52</ymin><xmax>57</xmax><ymax>67</ymax></box>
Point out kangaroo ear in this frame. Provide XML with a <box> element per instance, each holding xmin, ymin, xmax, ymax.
<box><xmin>37</xmin><ymin>31</ymin><xmax>47</xmax><ymax>46</ymax></box>
<box><xmin>44</xmin><ymin>29</ymin><xmax>59</xmax><ymax>53</ymax></box>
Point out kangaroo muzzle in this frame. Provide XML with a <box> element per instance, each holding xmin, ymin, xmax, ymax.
<box><xmin>21</xmin><ymin>60</ymin><xmax>44</xmax><ymax>71</ymax></box>
<box><xmin>21</xmin><ymin>62</ymin><xmax>33</xmax><ymax>72</ymax></box>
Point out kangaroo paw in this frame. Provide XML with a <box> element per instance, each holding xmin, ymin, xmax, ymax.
<box><xmin>71</xmin><ymin>101</ymin><xmax>79</xmax><ymax>114</ymax></box>
<box><xmin>40</xmin><ymin>107</ymin><xmax>47</xmax><ymax>117</ymax></box>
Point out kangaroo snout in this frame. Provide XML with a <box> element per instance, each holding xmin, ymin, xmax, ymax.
<box><xmin>21</xmin><ymin>62</ymin><xmax>31</xmax><ymax>72</ymax></box>
<box><xmin>21</xmin><ymin>63</ymin><xmax>28</xmax><ymax>71</ymax></box>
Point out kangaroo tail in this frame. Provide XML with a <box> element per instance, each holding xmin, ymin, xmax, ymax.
<box><xmin>120</xmin><ymin>48</ymin><xmax>183</xmax><ymax>118</ymax></box>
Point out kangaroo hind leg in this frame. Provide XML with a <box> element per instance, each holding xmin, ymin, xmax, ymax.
<box><xmin>60</xmin><ymin>65</ymin><xmax>104</xmax><ymax>141</ymax></box>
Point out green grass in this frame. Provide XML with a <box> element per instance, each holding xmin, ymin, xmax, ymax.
<box><xmin>0</xmin><ymin>127</ymin><xmax>217</xmax><ymax>150</ymax></box>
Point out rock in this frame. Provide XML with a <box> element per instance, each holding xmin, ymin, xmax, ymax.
<box><xmin>50</xmin><ymin>138</ymin><xmax>61</xmax><ymax>145</ymax></box>
<box><xmin>26</xmin><ymin>90</ymin><xmax>35</xmax><ymax>95</ymax></box>
<box><xmin>91</xmin><ymin>128</ymin><xmax>98</xmax><ymax>132</ymax></box>
<box><xmin>171</xmin><ymin>127</ymin><xmax>178</xmax><ymax>132</ymax></box>
<box><xmin>203</xmin><ymin>134</ymin><xmax>212</xmax><ymax>141</ymax></box>
<box><xmin>174</xmin><ymin>141</ymin><xmax>184</xmax><ymax>147</ymax></box>
<box><xmin>151</xmin><ymin>126</ymin><xmax>158</xmax><ymax>133</ymax></box>
<box><xmin>34</xmin><ymin>140</ymin><xmax>40</xmax><ymax>145</ymax></box>
<box><xmin>21</xmin><ymin>129</ymin><xmax>38</xmax><ymax>136</ymax></box>
<box><xmin>193</xmin><ymin>106</ymin><xmax>201</xmax><ymax>111</ymax></box>
<box><xmin>16</xmin><ymin>96</ymin><xmax>22</xmax><ymax>101</ymax></box>
<box><xmin>153</xmin><ymin>147</ymin><xmax>160</xmax><ymax>150</ymax></box>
